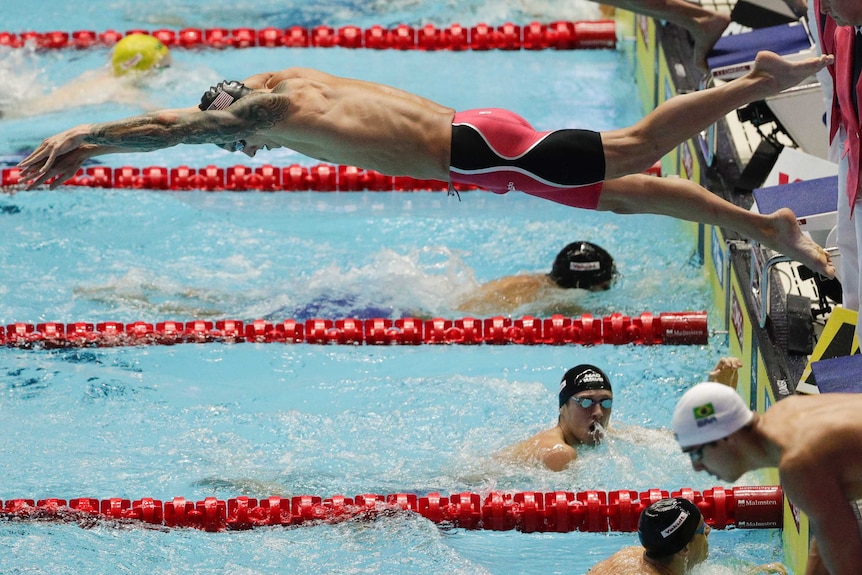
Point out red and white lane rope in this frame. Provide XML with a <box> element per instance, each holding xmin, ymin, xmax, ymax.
<box><xmin>0</xmin><ymin>21</ymin><xmax>616</xmax><ymax>52</ymax></box>
<box><xmin>1</xmin><ymin>162</ymin><xmax>662</xmax><ymax>192</ymax></box>
<box><xmin>2</xmin><ymin>311</ymin><xmax>708</xmax><ymax>348</ymax></box>
<box><xmin>1</xmin><ymin>486</ymin><xmax>782</xmax><ymax>532</ymax></box>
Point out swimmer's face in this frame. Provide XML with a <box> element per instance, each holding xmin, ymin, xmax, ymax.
<box><xmin>820</xmin><ymin>0</ymin><xmax>862</xmax><ymax>26</ymax></box>
<box><xmin>217</xmin><ymin>135</ymin><xmax>280</xmax><ymax>156</ymax></box>
<box><xmin>687</xmin><ymin>520</ymin><xmax>710</xmax><ymax>565</ymax></box>
<box><xmin>686</xmin><ymin>437</ymin><xmax>743</xmax><ymax>481</ymax></box>
<box><xmin>235</xmin><ymin>135</ymin><xmax>282</xmax><ymax>158</ymax></box>
<box><xmin>559</xmin><ymin>390</ymin><xmax>612</xmax><ymax>446</ymax></box>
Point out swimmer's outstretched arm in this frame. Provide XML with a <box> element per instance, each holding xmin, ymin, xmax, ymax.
<box><xmin>601</xmin><ymin>52</ymin><xmax>832</xmax><ymax>179</ymax></box>
<box><xmin>707</xmin><ymin>357</ymin><xmax>742</xmax><ymax>389</ymax></box>
<box><xmin>17</xmin><ymin>94</ymin><xmax>287</xmax><ymax>189</ymax></box>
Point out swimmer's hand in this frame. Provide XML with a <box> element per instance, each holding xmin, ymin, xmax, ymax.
<box><xmin>746</xmin><ymin>562</ymin><xmax>788</xmax><ymax>575</ymax></box>
<box><xmin>17</xmin><ymin>125</ymin><xmax>93</xmax><ymax>189</ymax></box>
<box><xmin>707</xmin><ymin>356</ymin><xmax>742</xmax><ymax>389</ymax></box>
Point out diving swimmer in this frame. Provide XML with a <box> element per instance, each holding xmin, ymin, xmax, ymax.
<box><xmin>17</xmin><ymin>51</ymin><xmax>834</xmax><ymax>279</ymax></box>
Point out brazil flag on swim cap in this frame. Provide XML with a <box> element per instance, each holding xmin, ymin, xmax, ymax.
<box><xmin>672</xmin><ymin>382</ymin><xmax>755</xmax><ymax>449</ymax></box>
<box><xmin>693</xmin><ymin>403</ymin><xmax>715</xmax><ymax>419</ymax></box>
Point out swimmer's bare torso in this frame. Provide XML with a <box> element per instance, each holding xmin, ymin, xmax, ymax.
<box><xmin>236</xmin><ymin>67</ymin><xmax>455</xmax><ymax>179</ymax></box>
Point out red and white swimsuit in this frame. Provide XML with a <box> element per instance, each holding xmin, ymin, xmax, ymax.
<box><xmin>448</xmin><ymin>108</ymin><xmax>606</xmax><ymax>209</ymax></box>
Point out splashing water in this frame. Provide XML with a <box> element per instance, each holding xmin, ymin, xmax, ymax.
<box><xmin>0</xmin><ymin>45</ymin><xmax>43</xmax><ymax>114</ymax></box>
<box><xmin>590</xmin><ymin>421</ymin><xmax>607</xmax><ymax>444</ymax></box>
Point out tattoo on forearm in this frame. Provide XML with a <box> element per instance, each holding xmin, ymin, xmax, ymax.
<box><xmin>83</xmin><ymin>94</ymin><xmax>288</xmax><ymax>150</ymax></box>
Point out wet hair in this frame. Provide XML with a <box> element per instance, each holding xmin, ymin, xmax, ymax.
<box><xmin>638</xmin><ymin>498</ymin><xmax>702</xmax><ymax>559</ymax></box>
<box><xmin>548</xmin><ymin>241</ymin><xmax>616</xmax><ymax>289</ymax></box>
<box><xmin>558</xmin><ymin>364</ymin><xmax>612</xmax><ymax>408</ymax></box>
<box><xmin>199</xmin><ymin>80</ymin><xmax>254</xmax><ymax>111</ymax></box>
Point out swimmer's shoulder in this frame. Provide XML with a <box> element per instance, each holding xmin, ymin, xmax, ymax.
<box><xmin>499</xmin><ymin>427</ymin><xmax>572</xmax><ymax>467</ymax></box>
<box><xmin>542</xmin><ymin>444</ymin><xmax>577</xmax><ymax>471</ymax></box>
<box><xmin>588</xmin><ymin>546</ymin><xmax>653</xmax><ymax>574</ymax></box>
<box><xmin>529</xmin><ymin>427</ymin><xmax>577</xmax><ymax>470</ymax></box>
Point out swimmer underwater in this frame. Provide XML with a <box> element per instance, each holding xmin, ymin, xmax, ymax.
<box><xmin>18</xmin><ymin>52</ymin><xmax>834</xmax><ymax>278</ymax></box>
<box><xmin>1</xmin><ymin>33</ymin><xmax>170</xmax><ymax>119</ymax></box>
<box><xmin>456</xmin><ymin>241</ymin><xmax>617</xmax><ymax>316</ymax></box>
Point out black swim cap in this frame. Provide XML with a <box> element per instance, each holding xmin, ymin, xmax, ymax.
<box><xmin>548</xmin><ymin>241</ymin><xmax>616</xmax><ymax>289</ymax></box>
<box><xmin>199</xmin><ymin>80</ymin><xmax>254</xmax><ymax>111</ymax></box>
<box><xmin>638</xmin><ymin>498</ymin><xmax>702</xmax><ymax>559</ymax></box>
<box><xmin>558</xmin><ymin>364</ymin><xmax>612</xmax><ymax>408</ymax></box>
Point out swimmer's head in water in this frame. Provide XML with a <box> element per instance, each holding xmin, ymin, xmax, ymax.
<box><xmin>638</xmin><ymin>497</ymin><xmax>703</xmax><ymax>559</ymax></box>
<box><xmin>548</xmin><ymin>241</ymin><xmax>616</xmax><ymax>290</ymax></box>
<box><xmin>199</xmin><ymin>80</ymin><xmax>255</xmax><ymax>152</ymax></box>
<box><xmin>111</xmin><ymin>33</ymin><xmax>171</xmax><ymax>76</ymax></box>
<box><xmin>558</xmin><ymin>364</ymin><xmax>612</xmax><ymax>408</ymax></box>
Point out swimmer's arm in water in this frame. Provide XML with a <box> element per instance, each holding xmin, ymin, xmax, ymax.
<box><xmin>106</xmin><ymin>85</ymin><xmax>162</xmax><ymax>112</ymax></box>
<box><xmin>7</xmin><ymin>72</ymin><xmax>160</xmax><ymax>120</ymax></box>
<box><xmin>746</xmin><ymin>562</ymin><xmax>788</xmax><ymax>575</ymax></box>
<box><xmin>455</xmin><ymin>274</ymin><xmax>553</xmax><ymax>315</ymax></box>
<box><xmin>18</xmin><ymin>94</ymin><xmax>287</xmax><ymax>189</ymax></box>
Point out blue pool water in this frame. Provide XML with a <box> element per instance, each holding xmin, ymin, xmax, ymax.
<box><xmin>0</xmin><ymin>47</ymin><xmax>701</xmax><ymax>324</ymax></box>
<box><xmin>2</xmin><ymin>0</ymin><xmax>602</xmax><ymax>36</ymax></box>
<box><xmin>0</xmin><ymin>1</ymin><xmax>788</xmax><ymax>574</ymax></box>
<box><xmin>0</xmin><ymin>343</ymin><xmax>785</xmax><ymax>575</ymax></box>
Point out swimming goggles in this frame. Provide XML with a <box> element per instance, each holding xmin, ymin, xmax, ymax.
<box><xmin>694</xmin><ymin>521</ymin><xmax>707</xmax><ymax>535</ymax></box>
<box><xmin>684</xmin><ymin>441</ymin><xmax>718</xmax><ymax>464</ymax></box>
<box><xmin>569</xmin><ymin>397</ymin><xmax>613</xmax><ymax>409</ymax></box>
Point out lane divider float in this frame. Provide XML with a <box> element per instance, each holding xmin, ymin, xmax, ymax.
<box><xmin>1</xmin><ymin>311</ymin><xmax>709</xmax><ymax>348</ymax></box>
<box><xmin>1</xmin><ymin>161</ymin><xmax>662</xmax><ymax>192</ymax></box>
<box><xmin>0</xmin><ymin>21</ymin><xmax>616</xmax><ymax>52</ymax></box>
<box><xmin>0</xmin><ymin>485</ymin><xmax>782</xmax><ymax>532</ymax></box>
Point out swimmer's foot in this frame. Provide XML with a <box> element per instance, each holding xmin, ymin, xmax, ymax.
<box><xmin>748</xmin><ymin>51</ymin><xmax>834</xmax><ymax>97</ymax></box>
<box><xmin>758</xmin><ymin>208</ymin><xmax>836</xmax><ymax>278</ymax></box>
<box><xmin>691</xmin><ymin>11</ymin><xmax>731</xmax><ymax>73</ymax></box>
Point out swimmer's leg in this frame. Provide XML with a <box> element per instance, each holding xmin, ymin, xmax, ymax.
<box><xmin>599</xmin><ymin>51</ymin><xmax>832</xmax><ymax>179</ymax></box>
<box><xmin>595</xmin><ymin>0</ymin><xmax>730</xmax><ymax>71</ymax></box>
<box><xmin>597</xmin><ymin>174</ymin><xmax>835</xmax><ymax>278</ymax></box>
